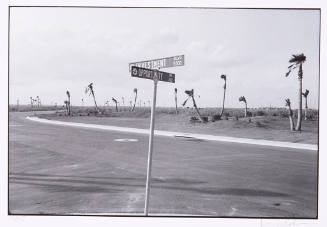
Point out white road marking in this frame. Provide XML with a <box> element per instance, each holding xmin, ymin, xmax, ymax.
<box><xmin>9</xmin><ymin>124</ymin><xmax>23</xmax><ymax>127</ymax></box>
<box><xmin>114</xmin><ymin>138</ymin><xmax>139</xmax><ymax>142</ymax></box>
<box><xmin>26</xmin><ymin>116</ymin><xmax>318</xmax><ymax>151</ymax></box>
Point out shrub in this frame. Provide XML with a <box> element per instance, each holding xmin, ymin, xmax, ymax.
<box><xmin>255</xmin><ymin>110</ymin><xmax>265</xmax><ymax>116</ymax></box>
<box><xmin>190</xmin><ymin>116</ymin><xmax>199</xmax><ymax>123</ymax></box>
<box><xmin>211</xmin><ymin>114</ymin><xmax>221</xmax><ymax>122</ymax></box>
<box><xmin>202</xmin><ymin>116</ymin><xmax>209</xmax><ymax>122</ymax></box>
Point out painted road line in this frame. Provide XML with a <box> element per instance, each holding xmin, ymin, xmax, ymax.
<box><xmin>114</xmin><ymin>138</ymin><xmax>139</xmax><ymax>142</ymax></box>
<box><xmin>26</xmin><ymin>116</ymin><xmax>318</xmax><ymax>151</ymax></box>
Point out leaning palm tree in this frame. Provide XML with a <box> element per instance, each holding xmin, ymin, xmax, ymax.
<box><xmin>66</xmin><ymin>90</ymin><xmax>71</xmax><ymax>116</ymax></box>
<box><xmin>112</xmin><ymin>97</ymin><xmax>118</xmax><ymax>112</ymax></box>
<box><xmin>285</xmin><ymin>53</ymin><xmax>306</xmax><ymax>131</ymax></box>
<box><xmin>219</xmin><ymin>74</ymin><xmax>227</xmax><ymax>117</ymax></box>
<box><xmin>302</xmin><ymin>89</ymin><xmax>309</xmax><ymax>120</ymax></box>
<box><xmin>174</xmin><ymin>88</ymin><xmax>178</xmax><ymax>114</ymax></box>
<box><xmin>182</xmin><ymin>89</ymin><xmax>205</xmax><ymax>122</ymax></box>
<box><xmin>85</xmin><ymin>83</ymin><xmax>99</xmax><ymax>113</ymax></box>
<box><xmin>285</xmin><ymin>98</ymin><xmax>295</xmax><ymax>131</ymax></box>
<box><xmin>239</xmin><ymin>96</ymin><xmax>247</xmax><ymax>117</ymax></box>
<box><xmin>131</xmin><ymin>88</ymin><xmax>138</xmax><ymax>111</ymax></box>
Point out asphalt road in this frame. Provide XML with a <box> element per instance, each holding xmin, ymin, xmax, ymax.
<box><xmin>9</xmin><ymin>112</ymin><xmax>318</xmax><ymax>217</ymax></box>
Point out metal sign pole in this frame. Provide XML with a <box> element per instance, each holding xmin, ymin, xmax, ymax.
<box><xmin>144</xmin><ymin>72</ymin><xmax>158</xmax><ymax>216</ymax></box>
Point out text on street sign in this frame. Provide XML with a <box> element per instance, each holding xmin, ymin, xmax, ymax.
<box><xmin>129</xmin><ymin>55</ymin><xmax>184</xmax><ymax>71</ymax></box>
<box><xmin>131</xmin><ymin>66</ymin><xmax>175</xmax><ymax>83</ymax></box>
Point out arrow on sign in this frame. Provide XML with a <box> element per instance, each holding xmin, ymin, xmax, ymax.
<box><xmin>131</xmin><ymin>66</ymin><xmax>175</xmax><ymax>83</ymax></box>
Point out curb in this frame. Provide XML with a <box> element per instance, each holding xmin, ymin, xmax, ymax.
<box><xmin>26</xmin><ymin>116</ymin><xmax>317</xmax><ymax>151</ymax></box>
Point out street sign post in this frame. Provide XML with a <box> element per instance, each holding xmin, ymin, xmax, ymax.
<box><xmin>129</xmin><ymin>55</ymin><xmax>184</xmax><ymax>72</ymax></box>
<box><xmin>129</xmin><ymin>55</ymin><xmax>183</xmax><ymax>216</ymax></box>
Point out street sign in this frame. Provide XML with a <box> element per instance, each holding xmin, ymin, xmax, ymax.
<box><xmin>130</xmin><ymin>55</ymin><xmax>184</xmax><ymax>216</ymax></box>
<box><xmin>129</xmin><ymin>55</ymin><xmax>184</xmax><ymax>71</ymax></box>
<box><xmin>131</xmin><ymin>66</ymin><xmax>175</xmax><ymax>83</ymax></box>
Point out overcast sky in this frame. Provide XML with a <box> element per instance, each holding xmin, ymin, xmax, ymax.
<box><xmin>9</xmin><ymin>7</ymin><xmax>320</xmax><ymax>108</ymax></box>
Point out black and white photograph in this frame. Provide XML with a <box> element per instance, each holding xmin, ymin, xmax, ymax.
<box><xmin>6</xmin><ymin>3</ymin><xmax>322</xmax><ymax>221</ymax></box>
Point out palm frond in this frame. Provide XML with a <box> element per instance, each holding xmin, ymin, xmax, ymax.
<box><xmin>302</xmin><ymin>89</ymin><xmax>309</xmax><ymax>97</ymax></box>
<box><xmin>239</xmin><ymin>96</ymin><xmax>246</xmax><ymax>102</ymax></box>
<box><xmin>185</xmin><ymin>89</ymin><xmax>194</xmax><ymax>97</ymax></box>
<box><xmin>289</xmin><ymin>53</ymin><xmax>306</xmax><ymax>64</ymax></box>
<box><xmin>182</xmin><ymin>98</ymin><xmax>189</xmax><ymax>106</ymax></box>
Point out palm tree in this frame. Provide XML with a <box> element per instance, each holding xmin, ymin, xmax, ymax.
<box><xmin>182</xmin><ymin>89</ymin><xmax>205</xmax><ymax>122</ymax></box>
<box><xmin>131</xmin><ymin>88</ymin><xmax>138</xmax><ymax>111</ymax></box>
<box><xmin>112</xmin><ymin>97</ymin><xmax>118</xmax><ymax>112</ymax></box>
<box><xmin>220</xmin><ymin>74</ymin><xmax>227</xmax><ymax>117</ymax></box>
<box><xmin>285</xmin><ymin>98</ymin><xmax>295</xmax><ymax>131</ymax></box>
<box><xmin>85</xmin><ymin>83</ymin><xmax>99</xmax><ymax>113</ymax></box>
<box><xmin>239</xmin><ymin>96</ymin><xmax>247</xmax><ymax>117</ymax></box>
<box><xmin>174</xmin><ymin>88</ymin><xmax>178</xmax><ymax>114</ymax></box>
<box><xmin>66</xmin><ymin>90</ymin><xmax>71</xmax><ymax>116</ymax></box>
<box><xmin>285</xmin><ymin>53</ymin><xmax>306</xmax><ymax>131</ymax></box>
<box><xmin>302</xmin><ymin>89</ymin><xmax>309</xmax><ymax>120</ymax></box>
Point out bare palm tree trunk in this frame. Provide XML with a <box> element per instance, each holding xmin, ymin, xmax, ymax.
<box><xmin>115</xmin><ymin>102</ymin><xmax>118</xmax><ymax>112</ymax></box>
<box><xmin>296</xmin><ymin>64</ymin><xmax>303</xmax><ymax>131</ymax></box>
<box><xmin>288</xmin><ymin>106</ymin><xmax>295</xmax><ymax>131</ymax></box>
<box><xmin>91</xmin><ymin>91</ymin><xmax>99</xmax><ymax>113</ymax></box>
<box><xmin>304</xmin><ymin>97</ymin><xmax>308</xmax><ymax>120</ymax></box>
<box><xmin>191</xmin><ymin>96</ymin><xmax>204</xmax><ymax>122</ymax></box>
<box><xmin>244</xmin><ymin>102</ymin><xmax>248</xmax><ymax>118</ymax></box>
<box><xmin>175</xmin><ymin>92</ymin><xmax>178</xmax><ymax>114</ymax></box>
<box><xmin>220</xmin><ymin>84</ymin><xmax>226</xmax><ymax>117</ymax></box>
<box><xmin>132</xmin><ymin>93</ymin><xmax>137</xmax><ymax>111</ymax></box>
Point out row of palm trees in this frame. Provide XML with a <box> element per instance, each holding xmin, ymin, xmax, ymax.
<box><xmin>60</xmin><ymin>53</ymin><xmax>311</xmax><ymax>131</ymax></box>
<box><xmin>178</xmin><ymin>53</ymin><xmax>311</xmax><ymax>131</ymax></box>
<box><xmin>64</xmin><ymin>83</ymin><xmax>143</xmax><ymax>115</ymax></box>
